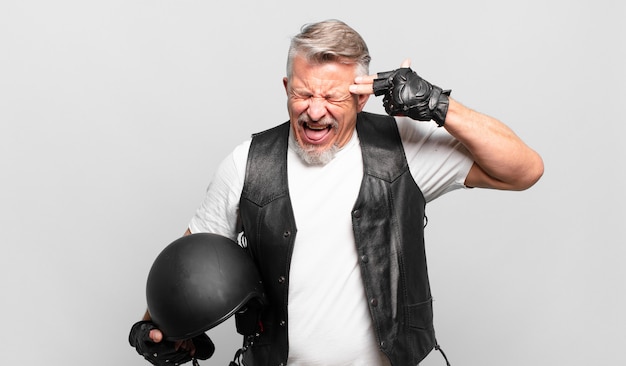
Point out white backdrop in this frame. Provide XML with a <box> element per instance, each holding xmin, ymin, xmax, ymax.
<box><xmin>1</xmin><ymin>1</ymin><xmax>624</xmax><ymax>365</ymax></box>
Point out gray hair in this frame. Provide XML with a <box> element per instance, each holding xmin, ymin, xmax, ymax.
<box><xmin>286</xmin><ymin>19</ymin><xmax>371</xmax><ymax>78</ymax></box>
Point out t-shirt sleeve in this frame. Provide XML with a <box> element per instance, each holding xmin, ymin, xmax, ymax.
<box><xmin>397</xmin><ymin>116</ymin><xmax>474</xmax><ymax>202</ymax></box>
<box><xmin>187</xmin><ymin>140</ymin><xmax>250</xmax><ymax>241</ymax></box>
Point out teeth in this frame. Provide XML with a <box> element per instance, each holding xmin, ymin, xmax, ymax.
<box><xmin>306</xmin><ymin>123</ymin><xmax>327</xmax><ymax>130</ymax></box>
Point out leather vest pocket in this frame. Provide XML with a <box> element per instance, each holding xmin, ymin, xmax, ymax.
<box><xmin>407</xmin><ymin>297</ymin><xmax>434</xmax><ymax>331</ymax></box>
<box><xmin>406</xmin><ymin>298</ymin><xmax>436</xmax><ymax>363</ymax></box>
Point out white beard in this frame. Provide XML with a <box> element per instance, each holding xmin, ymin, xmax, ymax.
<box><xmin>290</xmin><ymin>133</ymin><xmax>339</xmax><ymax>166</ymax></box>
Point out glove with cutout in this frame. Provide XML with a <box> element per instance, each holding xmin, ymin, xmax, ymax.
<box><xmin>373</xmin><ymin>67</ymin><xmax>451</xmax><ymax>127</ymax></box>
<box><xmin>128</xmin><ymin>320</ymin><xmax>214</xmax><ymax>366</ymax></box>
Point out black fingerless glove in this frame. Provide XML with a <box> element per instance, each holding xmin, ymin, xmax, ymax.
<box><xmin>373</xmin><ymin>67</ymin><xmax>451</xmax><ymax>126</ymax></box>
<box><xmin>128</xmin><ymin>320</ymin><xmax>215</xmax><ymax>366</ymax></box>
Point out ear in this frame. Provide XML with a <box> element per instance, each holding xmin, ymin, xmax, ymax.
<box><xmin>283</xmin><ymin>77</ymin><xmax>289</xmax><ymax>94</ymax></box>
<box><xmin>356</xmin><ymin>93</ymin><xmax>370</xmax><ymax>112</ymax></box>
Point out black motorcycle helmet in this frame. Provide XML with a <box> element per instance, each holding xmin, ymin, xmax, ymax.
<box><xmin>146</xmin><ymin>233</ymin><xmax>266</xmax><ymax>341</ymax></box>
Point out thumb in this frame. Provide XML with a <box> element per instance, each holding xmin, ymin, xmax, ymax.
<box><xmin>400</xmin><ymin>58</ymin><xmax>411</xmax><ymax>68</ymax></box>
<box><xmin>149</xmin><ymin>328</ymin><xmax>163</xmax><ymax>343</ymax></box>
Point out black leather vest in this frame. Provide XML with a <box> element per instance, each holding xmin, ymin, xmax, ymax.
<box><xmin>239</xmin><ymin>112</ymin><xmax>436</xmax><ymax>366</ymax></box>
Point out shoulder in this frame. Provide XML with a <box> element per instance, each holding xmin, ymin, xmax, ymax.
<box><xmin>395</xmin><ymin>116</ymin><xmax>441</xmax><ymax>142</ymax></box>
<box><xmin>396</xmin><ymin>116</ymin><xmax>473</xmax><ymax>201</ymax></box>
<box><xmin>251</xmin><ymin>121</ymin><xmax>290</xmax><ymax>141</ymax></box>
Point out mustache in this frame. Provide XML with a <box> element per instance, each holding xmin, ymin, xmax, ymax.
<box><xmin>297</xmin><ymin>114</ymin><xmax>338</xmax><ymax>128</ymax></box>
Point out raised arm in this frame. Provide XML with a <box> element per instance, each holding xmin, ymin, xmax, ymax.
<box><xmin>350</xmin><ymin>60</ymin><xmax>543</xmax><ymax>190</ymax></box>
<box><xmin>443</xmin><ymin>98</ymin><xmax>543</xmax><ymax>190</ymax></box>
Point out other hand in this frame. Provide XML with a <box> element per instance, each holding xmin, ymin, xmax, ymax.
<box><xmin>129</xmin><ymin>321</ymin><xmax>214</xmax><ymax>366</ymax></box>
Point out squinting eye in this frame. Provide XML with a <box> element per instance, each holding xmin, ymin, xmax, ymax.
<box><xmin>326</xmin><ymin>95</ymin><xmax>350</xmax><ymax>103</ymax></box>
<box><xmin>292</xmin><ymin>92</ymin><xmax>312</xmax><ymax>100</ymax></box>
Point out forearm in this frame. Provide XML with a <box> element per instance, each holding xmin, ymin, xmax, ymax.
<box><xmin>443</xmin><ymin>98</ymin><xmax>544</xmax><ymax>190</ymax></box>
<box><xmin>356</xmin><ymin>65</ymin><xmax>543</xmax><ymax>190</ymax></box>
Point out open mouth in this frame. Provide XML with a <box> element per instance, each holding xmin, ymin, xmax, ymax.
<box><xmin>303</xmin><ymin>122</ymin><xmax>332</xmax><ymax>143</ymax></box>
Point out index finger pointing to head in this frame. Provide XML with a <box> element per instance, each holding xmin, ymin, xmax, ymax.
<box><xmin>354</xmin><ymin>74</ymin><xmax>378</xmax><ymax>84</ymax></box>
<box><xmin>349</xmin><ymin>83</ymin><xmax>374</xmax><ymax>95</ymax></box>
<box><xmin>400</xmin><ymin>58</ymin><xmax>411</xmax><ymax>68</ymax></box>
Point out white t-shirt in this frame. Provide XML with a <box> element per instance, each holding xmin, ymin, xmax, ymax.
<box><xmin>188</xmin><ymin>116</ymin><xmax>473</xmax><ymax>366</ymax></box>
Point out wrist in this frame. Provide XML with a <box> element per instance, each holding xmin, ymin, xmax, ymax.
<box><xmin>430</xmin><ymin>87</ymin><xmax>451</xmax><ymax>127</ymax></box>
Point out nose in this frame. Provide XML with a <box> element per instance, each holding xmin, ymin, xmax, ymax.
<box><xmin>307</xmin><ymin>97</ymin><xmax>327</xmax><ymax>121</ymax></box>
